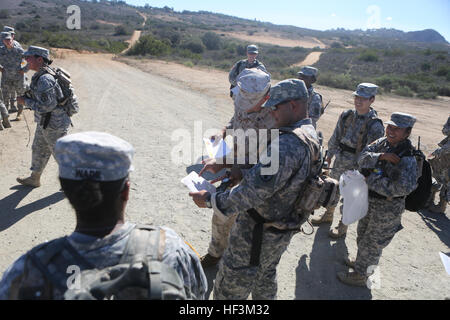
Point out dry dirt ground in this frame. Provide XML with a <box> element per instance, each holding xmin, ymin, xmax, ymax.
<box><xmin>221</xmin><ymin>31</ymin><xmax>327</xmax><ymax>49</ymax></box>
<box><xmin>0</xmin><ymin>51</ymin><xmax>449</xmax><ymax>300</ymax></box>
<box><xmin>293</xmin><ymin>51</ymin><xmax>323</xmax><ymax>67</ymax></box>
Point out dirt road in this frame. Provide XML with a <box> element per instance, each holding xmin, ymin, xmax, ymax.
<box><xmin>0</xmin><ymin>52</ymin><xmax>449</xmax><ymax>300</ymax></box>
<box><xmin>293</xmin><ymin>51</ymin><xmax>323</xmax><ymax>67</ymax></box>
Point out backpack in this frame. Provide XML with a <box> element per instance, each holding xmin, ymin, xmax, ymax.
<box><xmin>283</xmin><ymin>128</ymin><xmax>340</xmax><ymax>221</ymax></box>
<box><xmin>43</xmin><ymin>66</ymin><xmax>79</xmax><ymax>117</ymax></box>
<box><xmin>385</xmin><ymin>139</ymin><xmax>433</xmax><ymax>212</ymax></box>
<box><xmin>19</xmin><ymin>225</ymin><xmax>187</xmax><ymax>300</ymax></box>
<box><xmin>405</xmin><ymin>149</ymin><xmax>433</xmax><ymax>211</ymax></box>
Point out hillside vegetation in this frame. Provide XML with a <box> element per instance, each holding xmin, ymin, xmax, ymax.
<box><xmin>0</xmin><ymin>0</ymin><xmax>449</xmax><ymax>99</ymax></box>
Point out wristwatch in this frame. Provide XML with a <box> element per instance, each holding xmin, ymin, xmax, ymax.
<box><xmin>205</xmin><ymin>193</ymin><xmax>212</xmax><ymax>208</ymax></box>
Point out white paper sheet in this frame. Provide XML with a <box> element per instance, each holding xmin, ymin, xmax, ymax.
<box><xmin>439</xmin><ymin>252</ymin><xmax>450</xmax><ymax>275</ymax></box>
<box><xmin>203</xmin><ymin>137</ymin><xmax>231</xmax><ymax>159</ymax></box>
<box><xmin>181</xmin><ymin>171</ymin><xmax>216</xmax><ymax>194</ymax></box>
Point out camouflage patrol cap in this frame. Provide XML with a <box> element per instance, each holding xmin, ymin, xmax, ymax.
<box><xmin>385</xmin><ymin>112</ymin><xmax>416</xmax><ymax>128</ymax></box>
<box><xmin>0</xmin><ymin>32</ymin><xmax>12</xmax><ymax>40</ymax></box>
<box><xmin>24</xmin><ymin>46</ymin><xmax>51</xmax><ymax>60</ymax></box>
<box><xmin>55</xmin><ymin>132</ymin><xmax>135</xmax><ymax>182</ymax></box>
<box><xmin>298</xmin><ymin>66</ymin><xmax>318</xmax><ymax>78</ymax></box>
<box><xmin>237</xmin><ymin>68</ymin><xmax>271</xmax><ymax>93</ymax></box>
<box><xmin>353</xmin><ymin>83</ymin><xmax>378</xmax><ymax>98</ymax></box>
<box><xmin>3</xmin><ymin>26</ymin><xmax>15</xmax><ymax>34</ymax></box>
<box><xmin>247</xmin><ymin>44</ymin><xmax>259</xmax><ymax>54</ymax></box>
<box><xmin>262</xmin><ymin>79</ymin><xmax>308</xmax><ymax>108</ymax></box>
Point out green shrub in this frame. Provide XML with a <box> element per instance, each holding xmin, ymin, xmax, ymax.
<box><xmin>317</xmin><ymin>73</ymin><xmax>356</xmax><ymax>90</ymax></box>
<box><xmin>181</xmin><ymin>39</ymin><xmax>205</xmax><ymax>54</ymax></box>
<box><xmin>0</xmin><ymin>9</ymin><xmax>9</xmax><ymax>19</ymax></box>
<box><xmin>395</xmin><ymin>86</ymin><xmax>414</xmax><ymax>97</ymax></box>
<box><xmin>128</xmin><ymin>35</ymin><xmax>171</xmax><ymax>56</ymax></box>
<box><xmin>358</xmin><ymin>49</ymin><xmax>379</xmax><ymax>62</ymax></box>
<box><xmin>114</xmin><ymin>25</ymin><xmax>131</xmax><ymax>36</ymax></box>
<box><xmin>201</xmin><ymin>32</ymin><xmax>221</xmax><ymax>50</ymax></box>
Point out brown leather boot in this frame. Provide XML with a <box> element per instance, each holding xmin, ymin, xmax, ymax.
<box><xmin>429</xmin><ymin>197</ymin><xmax>447</xmax><ymax>214</ymax></box>
<box><xmin>311</xmin><ymin>207</ymin><xmax>335</xmax><ymax>225</ymax></box>
<box><xmin>337</xmin><ymin>271</ymin><xmax>367</xmax><ymax>287</ymax></box>
<box><xmin>16</xmin><ymin>105</ymin><xmax>23</xmax><ymax>121</ymax></box>
<box><xmin>329</xmin><ymin>220</ymin><xmax>348</xmax><ymax>239</ymax></box>
<box><xmin>200</xmin><ymin>253</ymin><xmax>221</xmax><ymax>268</ymax></box>
<box><xmin>17</xmin><ymin>172</ymin><xmax>42</xmax><ymax>188</ymax></box>
<box><xmin>1</xmin><ymin>113</ymin><xmax>11</xmax><ymax>128</ymax></box>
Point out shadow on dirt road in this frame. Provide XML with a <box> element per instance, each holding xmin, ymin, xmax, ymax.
<box><xmin>0</xmin><ymin>187</ymin><xmax>65</xmax><ymax>231</ymax></box>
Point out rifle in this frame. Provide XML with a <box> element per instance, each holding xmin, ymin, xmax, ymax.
<box><xmin>321</xmin><ymin>100</ymin><xmax>331</xmax><ymax>115</ymax></box>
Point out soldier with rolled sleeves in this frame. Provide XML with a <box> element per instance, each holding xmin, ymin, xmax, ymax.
<box><xmin>190</xmin><ymin>79</ymin><xmax>319</xmax><ymax>300</ymax></box>
<box><xmin>298</xmin><ymin>66</ymin><xmax>323</xmax><ymax>129</ymax></box>
<box><xmin>337</xmin><ymin>113</ymin><xmax>418</xmax><ymax>286</ymax></box>
<box><xmin>16</xmin><ymin>46</ymin><xmax>71</xmax><ymax>188</ymax></box>
<box><xmin>312</xmin><ymin>83</ymin><xmax>385</xmax><ymax>239</ymax></box>
<box><xmin>427</xmin><ymin>116</ymin><xmax>450</xmax><ymax>214</ymax></box>
<box><xmin>228</xmin><ymin>44</ymin><xmax>268</xmax><ymax>98</ymax></box>
<box><xmin>199</xmin><ymin>68</ymin><xmax>274</xmax><ymax>268</ymax></box>
<box><xmin>0</xmin><ymin>31</ymin><xmax>27</xmax><ymax>120</ymax></box>
<box><xmin>0</xmin><ymin>131</ymin><xmax>207</xmax><ymax>300</ymax></box>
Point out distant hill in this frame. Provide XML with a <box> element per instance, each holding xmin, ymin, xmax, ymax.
<box><xmin>326</xmin><ymin>28</ymin><xmax>448</xmax><ymax>45</ymax></box>
<box><xmin>0</xmin><ymin>0</ymin><xmax>448</xmax><ymax>99</ymax></box>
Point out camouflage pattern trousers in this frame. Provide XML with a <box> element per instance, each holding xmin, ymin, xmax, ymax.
<box><xmin>207</xmin><ymin>211</ymin><xmax>238</xmax><ymax>258</ymax></box>
<box><xmin>354</xmin><ymin>197</ymin><xmax>404</xmax><ymax>275</ymax></box>
<box><xmin>213</xmin><ymin>213</ymin><xmax>296</xmax><ymax>300</ymax></box>
<box><xmin>31</xmin><ymin>125</ymin><xmax>68</xmax><ymax>174</ymax></box>
<box><xmin>2</xmin><ymin>77</ymin><xmax>26</xmax><ymax>109</ymax></box>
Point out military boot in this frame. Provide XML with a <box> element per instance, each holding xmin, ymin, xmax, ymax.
<box><xmin>200</xmin><ymin>253</ymin><xmax>221</xmax><ymax>268</ymax></box>
<box><xmin>429</xmin><ymin>197</ymin><xmax>447</xmax><ymax>214</ymax></box>
<box><xmin>329</xmin><ymin>219</ymin><xmax>348</xmax><ymax>239</ymax></box>
<box><xmin>344</xmin><ymin>256</ymin><xmax>356</xmax><ymax>268</ymax></box>
<box><xmin>15</xmin><ymin>105</ymin><xmax>23</xmax><ymax>121</ymax></box>
<box><xmin>1</xmin><ymin>114</ymin><xmax>11</xmax><ymax>128</ymax></box>
<box><xmin>17</xmin><ymin>172</ymin><xmax>41</xmax><ymax>188</ymax></box>
<box><xmin>311</xmin><ymin>207</ymin><xmax>335</xmax><ymax>225</ymax></box>
<box><xmin>337</xmin><ymin>271</ymin><xmax>367</xmax><ymax>287</ymax></box>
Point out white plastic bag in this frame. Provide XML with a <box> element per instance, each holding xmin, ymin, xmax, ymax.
<box><xmin>340</xmin><ymin>170</ymin><xmax>369</xmax><ymax>225</ymax></box>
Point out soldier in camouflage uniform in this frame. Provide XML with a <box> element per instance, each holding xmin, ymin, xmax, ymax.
<box><xmin>3</xmin><ymin>26</ymin><xmax>23</xmax><ymax>49</ymax></box>
<box><xmin>312</xmin><ymin>83</ymin><xmax>385</xmax><ymax>239</ymax></box>
<box><xmin>427</xmin><ymin>116</ymin><xmax>450</xmax><ymax>214</ymax></box>
<box><xmin>337</xmin><ymin>112</ymin><xmax>418</xmax><ymax>286</ymax></box>
<box><xmin>190</xmin><ymin>79</ymin><xmax>318</xmax><ymax>299</ymax></box>
<box><xmin>228</xmin><ymin>45</ymin><xmax>268</xmax><ymax>98</ymax></box>
<box><xmin>298</xmin><ymin>66</ymin><xmax>323</xmax><ymax>129</ymax></box>
<box><xmin>0</xmin><ymin>31</ymin><xmax>27</xmax><ymax>120</ymax></box>
<box><xmin>0</xmin><ymin>131</ymin><xmax>207</xmax><ymax>300</ymax></box>
<box><xmin>200</xmin><ymin>68</ymin><xmax>274</xmax><ymax>268</ymax></box>
<box><xmin>16</xmin><ymin>46</ymin><xmax>72</xmax><ymax>188</ymax></box>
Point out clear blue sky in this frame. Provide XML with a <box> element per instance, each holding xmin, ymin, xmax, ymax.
<box><xmin>123</xmin><ymin>0</ymin><xmax>450</xmax><ymax>42</ymax></box>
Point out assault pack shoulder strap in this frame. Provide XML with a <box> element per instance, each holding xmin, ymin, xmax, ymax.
<box><xmin>342</xmin><ymin>109</ymin><xmax>383</xmax><ymax>153</ymax></box>
<box><xmin>42</xmin><ymin>66</ymin><xmax>79</xmax><ymax>117</ymax></box>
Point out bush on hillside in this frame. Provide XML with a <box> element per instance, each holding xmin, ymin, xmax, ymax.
<box><xmin>128</xmin><ymin>35</ymin><xmax>171</xmax><ymax>56</ymax></box>
<box><xmin>201</xmin><ymin>32</ymin><xmax>221</xmax><ymax>50</ymax></box>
